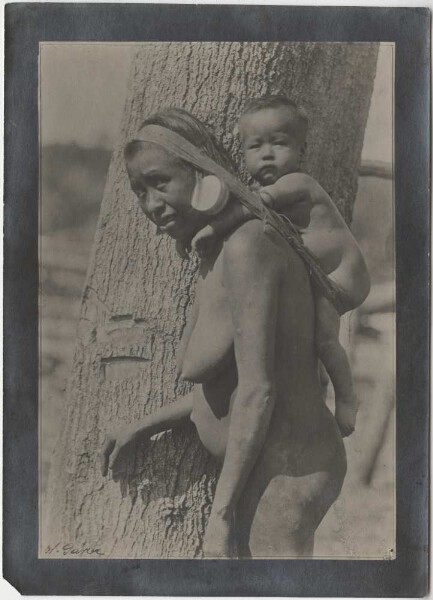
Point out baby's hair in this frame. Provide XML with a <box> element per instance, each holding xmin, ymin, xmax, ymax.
<box><xmin>124</xmin><ymin>108</ymin><xmax>235</xmax><ymax>173</ymax></box>
<box><xmin>240</xmin><ymin>95</ymin><xmax>308</xmax><ymax>143</ymax></box>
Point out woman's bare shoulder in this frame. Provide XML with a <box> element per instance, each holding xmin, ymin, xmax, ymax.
<box><xmin>224</xmin><ymin>219</ymin><xmax>282</xmax><ymax>261</ymax></box>
<box><xmin>221</xmin><ymin>219</ymin><xmax>294</xmax><ymax>284</ymax></box>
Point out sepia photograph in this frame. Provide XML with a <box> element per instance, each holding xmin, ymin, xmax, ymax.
<box><xmin>38</xmin><ymin>41</ymin><xmax>396</xmax><ymax>561</ymax></box>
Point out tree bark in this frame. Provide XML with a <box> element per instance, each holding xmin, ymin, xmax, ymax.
<box><xmin>44</xmin><ymin>42</ymin><xmax>379</xmax><ymax>558</ymax></box>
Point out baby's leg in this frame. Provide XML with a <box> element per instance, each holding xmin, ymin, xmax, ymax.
<box><xmin>316</xmin><ymin>295</ymin><xmax>359</xmax><ymax>437</ymax></box>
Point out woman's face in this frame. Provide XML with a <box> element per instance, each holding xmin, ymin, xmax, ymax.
<box><xmin>126</xmin><ymin>143</ymin><xmax>205</xmax><ymax>241</ymax></box>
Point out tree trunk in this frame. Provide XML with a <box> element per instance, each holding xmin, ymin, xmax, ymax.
<box><xmin>44</xmin><ymin>42</ymin><xmax>378</xmax><ymax>558</ymax></box>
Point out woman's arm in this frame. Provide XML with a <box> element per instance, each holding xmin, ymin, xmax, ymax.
<box><xmin>204</xmin><ymin>221</ymin><xmax>280</xmax><ymax>556</ymax></box>
<box><xmin>100</xmin><ymin>392</ymin><xmax>194</xmax><ymax>476</ymax></box>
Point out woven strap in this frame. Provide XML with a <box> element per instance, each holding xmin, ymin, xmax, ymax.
<box><xmin>130</xmin><ymin>125</ymin><xmax>346</xmax><ymax>314</ymax></box>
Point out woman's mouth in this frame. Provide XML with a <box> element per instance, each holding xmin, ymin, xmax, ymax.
<box><xmin>156</xmin><ymin>216</ymin><xmax>177</xmax><ymax>230</ymax></box>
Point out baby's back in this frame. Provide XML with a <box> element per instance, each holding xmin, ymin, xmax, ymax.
<box><xmin>301</xmin><ymin>184</ymin><xmax>352</xmax><ymax>274</ymax></box>
<box><xmin>272</xmin><ymin>173</ymin><xmax>365</xmax><ymax>280</ymax></box>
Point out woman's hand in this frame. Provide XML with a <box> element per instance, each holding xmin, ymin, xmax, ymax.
<box><xmin>100</xmin><ymin>394</ymin><xmax>195</xmax><ymax>477</ymax></box>
<box><xmin>191</xmin><ymin>224</ymin><xmax>218</xmax><ymax>258</ymax></box>
<box><xmin>203</xmin><ymin>510</ymin><xmax>236</xmax><ymax>559</ymax></box>
<box><xmin>175</xmin><ymin>239</ymin><xmax>191</xmax><ymax>259</ymax></box>
<box><xmin>100</xmin><ymin>424</ymin><xmax>143</xmax><ymax>476</ymax></box>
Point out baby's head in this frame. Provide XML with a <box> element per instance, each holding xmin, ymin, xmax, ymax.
<box><xmin>238</xmin><ymin>95</ymin><xmax>308</xmax><ymax>185</ymax></box>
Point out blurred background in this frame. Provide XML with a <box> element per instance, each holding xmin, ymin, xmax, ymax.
<box><xmin>40</xmin><ymin>43</ymin><xmax>395</xmax><ymax>558</ymax></box>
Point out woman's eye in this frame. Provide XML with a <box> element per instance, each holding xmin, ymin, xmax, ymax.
<box><xmin>273</xmin><ymin>140</ymin><xmax>287</xmax><ymax>146</ymax></box>
<box><xmin>134</xmin><ymin>188</ymin><xmax>147</xmax><ymax>199</ymax></box>
<box><xmin>148</xmin><ymin>176</ymin><xmax>169</xmax><ymax>190</ymax></box>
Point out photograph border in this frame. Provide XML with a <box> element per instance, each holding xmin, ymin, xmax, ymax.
<box><xmin>4</xmin><ymin>4</ymin><xmax>430</xmax><ymax>596</ymax></box>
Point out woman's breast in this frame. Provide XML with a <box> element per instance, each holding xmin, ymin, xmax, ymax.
<box><xmin>190</xmin><ymin>366</ymin><xmax>238</xmax><ymax>462</ymax></box>
<box><xmin>180</xmin><ymin>280</ymin><xmax>234</xmax><ymax>384</ymax></box>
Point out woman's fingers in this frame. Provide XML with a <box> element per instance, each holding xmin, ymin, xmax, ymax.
<box><xmin>192</xmin><ymin>234</ymin><xmax>206</xmax><ymax>252</ymax></box>
<box><xmin>100</xmin><ymin>426</ymin><xmax>140</xmax><ymax>476</ymax></box>
<box><xmin>100</xmin><ymin>435</ymin><xmax>116</xmax><ymax>476</ymax></box>
<box><xmin>100</xmin><ymin>424</ymin><xmax>146</xmax><ymax>477</ymax></box>
<box><xmin>175</xmin><ymin>239</ymin><xmax>190</xmax><ymax>259</ymax></box>
<box><xmin>108</xmin><ymin>442</ymin><xmax>121</xmax><ymax>470</ymax></box>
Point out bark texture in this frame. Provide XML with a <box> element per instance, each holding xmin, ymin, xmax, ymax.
<box><xmin>44</xmin><ymin>43</ymin><xmax>378</xmax><ymax>558</ymax></box>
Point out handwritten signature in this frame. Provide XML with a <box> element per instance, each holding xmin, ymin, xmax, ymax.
<box><xmin>44</xmin><ymin>542</ymin><xmax>105</xmax><ymax>557</ymax></box>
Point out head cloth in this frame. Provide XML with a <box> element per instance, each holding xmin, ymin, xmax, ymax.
<box><xmin>129</xmin><ymin>124</ymin><xmax>347</xmax><ymax>314</ymax></box>
<box><xmin>130</xmin><ymin>124</ymin><xmax>266</xmax><ymax>221</ymax></box>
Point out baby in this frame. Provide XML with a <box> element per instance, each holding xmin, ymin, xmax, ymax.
<box><xmin>191</xmin><ymin>96</ymin><xmax>370</xmax><ymax>437</ymax></box>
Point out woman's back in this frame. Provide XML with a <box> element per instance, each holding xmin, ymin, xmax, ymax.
<box><xmin>186</xmin><ymin>220</ymin><xmax>339</xmax><ymax>463</ymax></box>
<box><xmin>186</xmin><ymin>219</ymin><xmax>346</xmax><ymax>557</ymax></box>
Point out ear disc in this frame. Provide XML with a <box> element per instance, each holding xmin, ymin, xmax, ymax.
<box><xmin>191</xmin><ymin>174</ymin><xmax>229</xmax><ymax>215</ymax></box>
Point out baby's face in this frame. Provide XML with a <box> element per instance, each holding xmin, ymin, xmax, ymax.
<box><xmin>240</xmin><ymin>107</ymin><xmax>305</xmax><ymax>185</ymax></box>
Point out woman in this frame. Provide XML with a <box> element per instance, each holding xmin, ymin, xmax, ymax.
<box><xmin>100</xmin><ymin>108</ymin><xmax>347</xmax><ymax>558</ymax></box>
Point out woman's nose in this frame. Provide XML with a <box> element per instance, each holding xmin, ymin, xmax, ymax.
<box><xmin>146</xmin><ymin>190</ymin><xmax>165</xmax><ymax>217</ymax></box>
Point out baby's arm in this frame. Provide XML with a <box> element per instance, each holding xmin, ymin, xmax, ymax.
<box><xmin>192</xmin><ymin>174</ymin><xmax>314</xmax><ymax>256</ymax></box>
<box><xmin>260</xmin><ymin>172</ymin><xmax>313</xmax><ymax>209</ymax></box>
<box><xmin>260</xmin><ymin>172</ymin><xmax>314</xmax><ymax>229</ymax></box>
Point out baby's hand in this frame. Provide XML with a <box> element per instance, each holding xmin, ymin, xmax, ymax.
<box><xmin>258</xmin><ymin>173</ymin><xmax>314</xmax><ymax>229</ymax></box>
<box><xmin>191</xmin><ymin>225</ymin><xmax>218</xmax><ymax>258</ymax></box>
<box><xmin>335</xmin><ymin>396</ymin><xmax>360</xmax><ymax>438</ymax></box>
<box><xmin>259</xmin><ymin>189</ymin><xmax>276</xmax><ymax>208</ymax></box>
